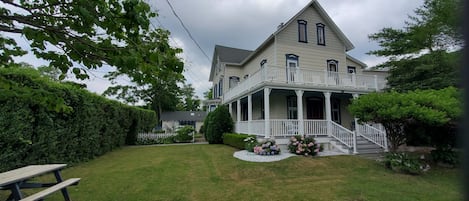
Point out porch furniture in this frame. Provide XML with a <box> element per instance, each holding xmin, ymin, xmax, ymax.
<box><xmin>0</xmin><ymin>164</ymin><xmax>80</xmax><ymax>201</ymax></box>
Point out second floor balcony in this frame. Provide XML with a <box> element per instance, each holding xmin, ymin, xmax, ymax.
<box><xmin>223</xmin><ymin>65</ymin><xmax>387</xmax><ymax>103</ymax></box>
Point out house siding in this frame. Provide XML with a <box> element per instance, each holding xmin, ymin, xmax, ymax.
<box><xmin>275</xmin><ymin>6</ymin><xmax>347</xmax><ymax>73</ymax></box>
<box><xmin>242</xmin><ymin>42</ymin><xmax>275</xmax><ymax>77</ymax></box>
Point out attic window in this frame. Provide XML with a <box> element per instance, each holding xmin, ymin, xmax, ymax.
<box><xmin>298</xmin><ymin>20</ymin><xmax>307</xmax><ymax>43</ymax></box>
<box><xmin>260</xmin><ymin>59</ymin><xmax>267</xmax><ymax>68</ymax></box>
<box><xmin>316</xmin><ymin>23</ymin><xmax>325</xmax><ymax>46</ymax></box>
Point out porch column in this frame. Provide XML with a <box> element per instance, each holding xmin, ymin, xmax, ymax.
<box><xmin>236</xmin><ymin>99</ymin><xmax>241</xmax><ymax>123</ymax></box>
<box><xmin>228</xmin><ymin>102</ymin><xmax>232</xmax><ymax>116</ymax></box>
<box><xmin>248</xmin><ymin>94</ymin><xmax>252</xmax><ymax>134</ymax></box>
<box><xmin>352</xmin><ymin>94</ymin><xmax>360</xmax><ymax>154</ymax></box>
<box><xmin>324</xmin><ymin>92</ymin><xmax>332</xmax><ymax>137</ymax></box>
<box><xmin>264</xmin><ymin>88</ymin><xmax>271</xmax><ymax>138</ymax></box>
<box><xmin>296</xmin><ymin>90</ymin><xmax>304</xmax><ymax>136</ymax></box>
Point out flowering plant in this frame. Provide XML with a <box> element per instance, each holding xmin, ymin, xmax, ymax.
<box><xmin>244</xmin><ymin>136</ymin><xmax>257</xmax><ymax>152</ymax></box>
<box><xmin>253</xmin><ymin>139</ymin><xmax>281</xmax><ymax>155</ymax></box>
<box><xmin>288</xmin><ymin>135</ymin><xmax>323</xmax><ymax>156</ymax></box>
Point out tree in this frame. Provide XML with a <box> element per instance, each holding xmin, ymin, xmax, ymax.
<box><xmin>349</xmin><ymin>87</ymin><xmax>461</xmax><ymax>151</ymax></box>
<box><xmin>368</xmin><ymin>0</ymin><xmax>462</xmax><ymax>92</ymax></box>
<box><xmin>37</xmin><ymin>65</ymin><xmax>61</xmax><ymax>81</ymax></box>
<box><xmin>203</xmin><ymin>88</ymin><xmax>213</xmax><ymax>100</ymax></box>
<box><xmin>0</xmin><ymin>0</ymin><xmax>182</xmax><ymax>80</ymax></box>
<box><xmin>177</xmin><ymin>84</ymin><xmax>200</xmax><ymax>111</ymax></box>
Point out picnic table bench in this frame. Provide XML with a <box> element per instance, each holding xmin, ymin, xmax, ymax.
<box><xmin>0</xmin><ymin>164</ymin><xmax>80</xmax><ymax>201</ymax></box>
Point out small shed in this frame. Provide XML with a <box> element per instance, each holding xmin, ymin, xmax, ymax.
<box><xmin>161</xmin><ymin>111</ymin><xmax>207</xmax><ymax>133</ymax></box>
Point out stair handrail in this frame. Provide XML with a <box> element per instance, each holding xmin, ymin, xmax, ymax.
<box><xmin>357</xmin><ymin>123</ymin><xmax>388</xmax><ymax>151</ymax></box>
<box><xmin>329</xmin><ymin>121</ymin><xmax>354</xmax><ymax>149</ymax></box>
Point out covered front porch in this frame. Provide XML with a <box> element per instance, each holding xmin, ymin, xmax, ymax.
<box><xmin>226</xmin><ymin>88</ymin><xmax>388</xmax><ymax>154</ymax></box>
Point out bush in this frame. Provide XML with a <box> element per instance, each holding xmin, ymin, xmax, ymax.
<box><xmin>0</xmin><ymin>67</ymin><xmax>156</xmax><ymax>171</ymax></box>
<box><xmin>223</xmin><ymin>133</ymin><xmax>254</xmax><ymax>149</ymax></box>
<box><xmin>174</xmin><ymin>126</ymin><xmax>194</xmax><ymax>143</ymax></box>
<box><xmin>244</xmin><ymin>136</ymin><xmax>257</xmax><ymax>152</ymax></box>
<box><xmin>383</xmin><ymin>152</ymin><xmax>430</xmax><ymax>175</ymax></box>
<box><xmin>253</xmin><ymin>139</ymin><xmax>281</xmax><ymax>155</ymax></box>
<box><xmin>205</xmin><ymin>106</ymin><xmax>233</xmax><ymax>144</ymax></box>
<box><xmin>431</xmin><ymin>147</ymin><xmax>460</xmax><ymax>167</ymax></box>
<box><xmin>288</xmin><ymin>135</ymin><xmax>323</xmax><ymax>156</ymax></box>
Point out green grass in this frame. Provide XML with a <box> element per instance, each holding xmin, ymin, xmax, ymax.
<box><xmin>7</xmin><ymin>145</ymin><xmax>462</xmax><ymax>201</ymax></box>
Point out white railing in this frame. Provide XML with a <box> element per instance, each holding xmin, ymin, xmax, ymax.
<box><xmin>223</xmin><ymin>65</ymin><xmax>387</xmax><ymax>103</ymax></box>
<box><xmin>357</xmin><ymin>123</ymin><xmax>388</xmax><ymax>150</ymax></box>
<box><xmin>138</xmin><ymin>133</ymin><xmax>177</xmax><ymax>140</ymax></box>
<box><xmin>330</xmin><ymin>121</ymin><xmax>354</xmax><ymax>148</ymax></box>
<box><xmin>304</xmin><ymin>120</ymin><xmax>328</xmax><ymax>136</ymax></box>
<box><xmin>270</xmin><ymin>119</ymin><xmax>298</xmax><ymax>137</ymax></box>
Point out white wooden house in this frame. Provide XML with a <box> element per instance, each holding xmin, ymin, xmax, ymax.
<box><xmin>208</xmin><ymin>0</ymin><xmax>388</xmax><ymax>155</ymax></box>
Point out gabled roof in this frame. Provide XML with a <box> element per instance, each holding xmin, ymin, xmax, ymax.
<box><xmin>239</xmin><ymin>0</ymin><xmax>355</xmax><ymax>65</ymax></box>
<box><xmin>346</xmin><ymin>54</ymin><xmax>367</xmax><ymax>69</ymax></box>
<box><xmin>161</xmin><ymin>111</ymin><xmax>207</xmax><ymax>122</ymax></box>
<box><xmin>209</xmin><ymin>45</ymin><xmax>253</xmax><ymax>81</ymax></box>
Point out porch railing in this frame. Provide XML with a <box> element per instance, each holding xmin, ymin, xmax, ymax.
<box><xmin>223</xmin><ymin>65</ymin><xmax>387</xmax><ymax>103</ymax></box>
<box><xmin>330</xmin><ymin>121</ymin><xmax>354</xmax><ymax>148</ymax></box>
<box><xmin>304</xmin><ymin>120</ymin><xmax>328</xmax><ymax>136</ymax></box>
<box><xmin>357</xmin><ymin>123</ymin><xmax>388</xmax><ymax>151</ymax></box>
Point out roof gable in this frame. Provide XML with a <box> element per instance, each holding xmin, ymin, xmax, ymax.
<box><xmin>209</xmin><ymin>45</ymin><xmax>253</xmax><ymax>81</ymax></box>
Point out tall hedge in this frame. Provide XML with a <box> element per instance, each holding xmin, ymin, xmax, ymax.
<box><xmin>0</xmin><ymin>67</ymin><xmax>156</xmax><ymax>171</ymax></box>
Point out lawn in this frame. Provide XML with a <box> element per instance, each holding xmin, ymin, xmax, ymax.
<box><xmin>12</xmin><ymin>144</ymin><xmax>463</xmax><ymax>201</ymax></box>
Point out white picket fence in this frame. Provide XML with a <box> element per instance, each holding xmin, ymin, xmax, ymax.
<box><xmin>137</xmin><ymin>132</ymin><xmax>177</xmax><ymax>140</ymax></box>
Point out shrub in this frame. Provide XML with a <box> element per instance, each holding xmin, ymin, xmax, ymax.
<box><xmin>244</xmin><ymin>136</ymin><xmax>257</xmax><ymax>152</ymax></box>
<box><xmin>431</xmin><ymin>146</ymin><xmax>460</xmax><ymax>167</ymax></box>
<box><xmin>223</xmin><ymin>133</ymin><xmax>254</xmax><ymax>149</ymax></box>
<box><xmin>253</xmin><ymin>139</ymin><xmax>280</xmax><ymax>155</ymax></box>
<box><xmin>0</xmin><ymin>67</ymin><xmax>156</xmax><ymax>171</ymax></box>
<box><xmin>205</xmin><ymin>106</ymin><xmax>233</xmax><ymax>144</ymax></box>
<box><xmin>288</xmin><ymin>135</ymin><xmax>323</xmax><ymax>156</ymax></box>
<box><xmin>383</xmin><ymin>152</ymin><xmax>430</xmax><ymax>175</ymax></box>
<box><xmin>174</xmin><ymin>126</ymin><xmax>194</xmax><ymax>143</ymax></box>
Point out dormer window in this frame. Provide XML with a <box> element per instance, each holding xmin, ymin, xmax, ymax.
<box><xmin>260</xmin><ymin>59</ymin><xmax>267</xmax><ymax>68</ymax></box>
<box><xmin>298</xmin><ymin>20</ymin><xmax>307</xmax><ymax>43</ymax></box>
<box><xmin>316</xmin><ymin>23</ymin><xmax>325</xmax><ymax>45</ymax></box>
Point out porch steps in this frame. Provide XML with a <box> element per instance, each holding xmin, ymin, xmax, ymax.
<box><xmin>330</xmin><ymin>136</ymin><xmax>385</xmax><ymax>160</ymax></box>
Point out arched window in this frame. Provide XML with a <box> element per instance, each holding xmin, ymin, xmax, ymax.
<box><xmin>316</xmin><ymin>23</ymin><xmax>325</xmax><ymax>45</ymax></box>
<box><xmin>298</xmin><ymin>20</ymin><xmax>307</xmax><ymax>43</ymax></box>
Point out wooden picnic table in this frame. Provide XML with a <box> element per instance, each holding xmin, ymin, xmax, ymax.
<box><xmin>0</xmin><ymin>164</ymin><xmax>80</xmax><ymax>201</ymax></box>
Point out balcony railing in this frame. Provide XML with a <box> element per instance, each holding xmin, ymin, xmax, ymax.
<box><xmin>223</xmin><ymin>65</ymin><xmax>387</xmax><ymax>103</ymax></box>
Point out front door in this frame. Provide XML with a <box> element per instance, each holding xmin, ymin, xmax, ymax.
<box><xmin>307</xmin><ymin>98</ymin><xmax>324</xmax><ymax>119</ymax></box>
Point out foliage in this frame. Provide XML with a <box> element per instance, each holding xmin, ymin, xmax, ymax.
<box><xmin>253</xmin><ymin>139</ymin><xmax>281</xmax><ymax>155</ymax></box>
<box><xmin>368</xmin><ymin>0</ymin><xmax>462</xmax><ymax>92</ymax></box>
<box><xmin>177</xmin><ymin>84</ymin><xmax>200</xmax><ymax>111</ymax></box>
<box><xmin>0</xmin><ymin>0</ymin><xmax>183</xmax><ymax>81</ymax></box>
<box><xmin>222</xmin><ymin>133</ymin><xmax>254</xmax><ymax>150</ymax></box>
<box><xmin>0</xmin><ymin>67</ymin><xmax>156</xmax><ymax>171</ymax></box>
<box><xmin>383</xmin><ymin>152</ymin><xmax>430</xmax><ymax>175</ymax></box>
<box><xmin>244</xmin><ymin>136</ymin><xmax>258</xmax><ymax>152</ymax></box>
<box><xmin>349</xmin><ymin>87</ymin><xmax>461</xmax><ymax>151</ymax></box>
<box><xmin>287</xmin><ymin>135</ymin><xmax>323</xmax><ymax>156</ymax></box>
<box><xmin>205</xmin><ymin>106</ymin><xmax>233</xmax><ymax>144</ymax></box>
<box><xmin>431</xmin><ymin>146</ymin><xmax>460</xmax><ymax>167</ymax></box>
<box><xmin>174</xmin><ymin>126</ymin><xmax>194</xmax><ymax>143</ymax></box>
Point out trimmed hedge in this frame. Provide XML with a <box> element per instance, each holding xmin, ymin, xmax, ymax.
<box><xmin>223</xmin><ymin>133</ymin><xmax>254</xmax><ymax>150</ymax></box>
<box><xmin>0</xmin><ymin>67</ymin><xmax>156</xmax><ymax>171</ymax></box>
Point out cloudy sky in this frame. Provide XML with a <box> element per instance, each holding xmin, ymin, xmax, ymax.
<box><xmin>11</xmin><ymin>0</ymin><xmax>424</xmax><ymax>99</ymax></box>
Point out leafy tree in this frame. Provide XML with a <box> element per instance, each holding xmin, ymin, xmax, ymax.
<box><xmin>349</xmin><ymin>87</ymin><xmax>461</xmax><ymax>151</ymax></box>
<box><xmin>205</xmin><ymin>106</ymin><xmax>233</xmax><ymax>144</ymax></box>
<box><xmin>203</xmin><ymin>88</ymin><xmax>213</xmax><ymax>100</ymax></box>
<box><xmin>0</xmin><ymin>0</ymin><xmax>182</xmax><ymax>80</ymax></box>
<box><xmin>177</xmin><ymin>84</ymin><xmax>200</xmax><ymax>111</ymax></box>
<box><xmin>37</xmin><ymin>65</ymin><xmax>61</xmax><ymax>81</ymax></box>
<box><xmin>368</xmin><ymin>0</ymin><xmax>462</xmax><ymax>92</ymax></box>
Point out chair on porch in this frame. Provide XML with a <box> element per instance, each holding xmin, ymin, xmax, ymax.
<box><xmin>284</xmin><ymin>122</ymin><xmax>298</xmax><ymax>136</ymax></box>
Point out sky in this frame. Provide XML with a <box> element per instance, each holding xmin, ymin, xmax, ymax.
<box><xmin>10</xmin><ymin>0</ymin><xmax>424</xmax><ymax>100</ymax></box>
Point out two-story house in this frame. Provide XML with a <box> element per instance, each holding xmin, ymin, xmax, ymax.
<box><xmin>208</xmin><ymin>0</ymin><xmax>388</xmax><ymax>154</ymax></box>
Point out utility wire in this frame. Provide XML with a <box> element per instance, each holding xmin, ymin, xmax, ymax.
<box><xmin>164</xmin><ymin>0</ymin><xmax>211</xmax><ymax>63</ymax></box>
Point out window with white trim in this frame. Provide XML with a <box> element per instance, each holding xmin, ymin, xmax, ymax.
<box><xmin>287</xmin><ymin>96</ymin><xmax>297</xmax><ymax>119</ymax></box>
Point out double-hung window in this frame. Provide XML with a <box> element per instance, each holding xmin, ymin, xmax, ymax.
<box><xmin>316</xmin><ymin>23</ymin><xmax>325</xmax><ymax>45</ymax></box>
<box><xmin>298</xmin><ymin>20</ymin><xmax>307</xmax><ymax>43</ymax></box>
